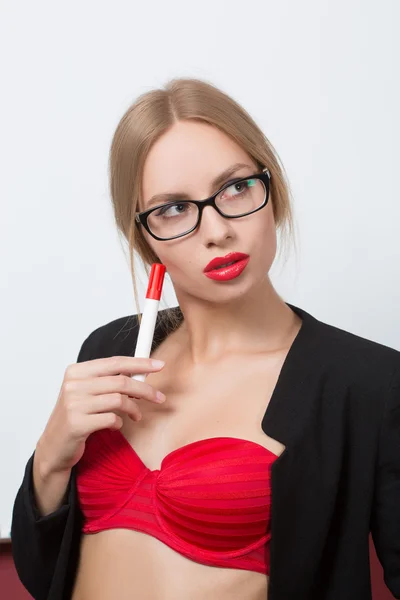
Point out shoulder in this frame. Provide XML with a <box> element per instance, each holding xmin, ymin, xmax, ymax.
<box><xmin>76</xmin><ymin>314</ymin><xmax>140</xmax><ymax>362</ymax></box>
<box><xmin>297</xmin><ymin>303</ymin><xmax>400</xmax><ymax>392</ymax></box>
<box><xmin>76</xmin><ymin>306</ymin><xmax>178</xmax><ymax>362</ymax></box>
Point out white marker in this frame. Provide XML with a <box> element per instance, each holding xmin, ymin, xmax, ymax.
<box><xmin>131</xmin><ymin>263</ymin><xmax>166</xmax><ymax>382</ymax></box>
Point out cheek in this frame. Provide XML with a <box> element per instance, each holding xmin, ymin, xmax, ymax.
<box><xmin>262</xmin><ymin>204</ymin><xmax>277</xmax><ymax>241</ymax></box>
<box><xmin>145</xmin><ymin>238</ymin><xmax>191</xmax><ymax>274</ymax></box>
<box><xmin>142</xmin><ymin>230</ymin><xmax>167</xmax><ymax>262</ymax></box>
<box><xmin>249</xmin><ymin>204</ymin><xmax>275</xmax><ymax>240</ymax></box>
<box><xmin>249</xmin><ymin>210</ymin><xmax>277</xmax><ymax>260</ymax></box>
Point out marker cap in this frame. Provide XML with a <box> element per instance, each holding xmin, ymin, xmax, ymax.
<box><xmin>146</xmin><ymin>263</ymin><xmax>166</xmax><ymax>300</ymax></box>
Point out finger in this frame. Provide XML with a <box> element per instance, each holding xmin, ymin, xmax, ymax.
<box><xmin>85</xmin><ymin>412</ymin><xmax>125</xmax><ymax>435</ymax></box>
<box><xmin>81</xmin><ymin>394</ymin><xmax>142</xmax><ymax>422</ymax></box>
<box><xmin>66</xmin><ymin>375</ymin><xmax>165</xmax><ymax>405</ymax></box>
<box><xmin>67</xmin><ymin>356</ymin><xmax>165</xmax><ymax>380</ymax></box>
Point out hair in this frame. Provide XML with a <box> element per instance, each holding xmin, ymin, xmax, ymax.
<box><xmin>108</xmin><ymin>77</ymin><xmax>297</xmax><ymax>337</ymax></box>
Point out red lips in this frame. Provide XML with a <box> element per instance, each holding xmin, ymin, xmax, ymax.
<box><xmin>203</xmin><ymin>252</ymin><xmax>250</xmax><ymax>273</ymax></box>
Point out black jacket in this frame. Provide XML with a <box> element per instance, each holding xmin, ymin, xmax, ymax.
<box><xmin>11</xmin><ymin>303</ymin><xmax>400</xmax><ymax>599</ymax></box>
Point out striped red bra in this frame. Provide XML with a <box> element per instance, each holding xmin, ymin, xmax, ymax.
<box><xmin>75</xmin><ymin>428</ymin><xmax>278</xmax><ymax>575</ymax></box>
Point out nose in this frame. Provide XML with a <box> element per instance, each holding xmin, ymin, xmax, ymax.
<box><xmin>198</xmin><ymin>204</ymin><xmax>234</xmax><ymax>243</ymax></box>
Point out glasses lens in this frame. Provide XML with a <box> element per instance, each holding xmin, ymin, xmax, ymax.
<box><xmin>147</xmin><ymin>201</ymin><xmax>199</xmax><ymax>239</ymax></box>
<box><xmin>146</xmin><ymin>177</ymin><xmax>267</xmax><ymax>240</ymax></box>
<box><xmin>216</xmin><ymin>177</ymin><xmax>266</xmax><ymax>217</ymax></box>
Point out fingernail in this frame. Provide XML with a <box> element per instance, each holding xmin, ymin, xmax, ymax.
<box><xmin>151</xmin><ymin>359</ymin><xmax>165</xmax><ymax>368</ymax></box>
<box><xmin>156</xmin><ymin>391</ymin><xmax>166</xmax><ymax>402</ymax></box>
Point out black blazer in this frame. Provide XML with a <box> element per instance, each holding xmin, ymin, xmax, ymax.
<box><xmin>11</xmin><ymin>303</ymin><xmax>400</xmax><ymax>600</ymax></box>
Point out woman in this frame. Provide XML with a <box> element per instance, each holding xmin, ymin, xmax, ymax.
<box><xmin>11</xmin><ymin>78</ymin><xmax>400</xmax><ymax>600</ymax></box>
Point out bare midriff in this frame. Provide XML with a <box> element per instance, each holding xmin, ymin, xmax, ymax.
<box><xmin>71</xmin><ymin>528</ymin><xmax>269</xmax><ymax>600</ymax></box>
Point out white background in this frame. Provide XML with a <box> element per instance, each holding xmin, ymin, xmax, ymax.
<box><xmin>1</xmin><ymin>0</ymin><xmax>399</xmax><ymax>536</ymax></box>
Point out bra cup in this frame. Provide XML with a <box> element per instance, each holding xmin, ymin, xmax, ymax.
<box><xmin>76</xmin><ymin>429</ymin><xmax>277</xmax><ymax>575</ymax></box>
<box><xmin>154</xmin><ymin>437</ymin><xmax>275</xmax><ymax>551</ymax></box>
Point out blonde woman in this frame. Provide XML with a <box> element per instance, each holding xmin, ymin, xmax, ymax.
<box><xmin>11</xmin><ymin>78</ymin><xmax>400</xmax><ymax>600</ymax></box>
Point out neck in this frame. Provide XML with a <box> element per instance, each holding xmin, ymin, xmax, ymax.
<box><xmin>173</xmin><ymin>276</ymin><xmax>302</xmax><ymax>365</ymax></box>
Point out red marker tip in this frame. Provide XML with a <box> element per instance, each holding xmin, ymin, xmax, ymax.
<box><xmin>146</xmin><ymin>263</ymin><xmax>166</xmax><ymax>300</ymax></box>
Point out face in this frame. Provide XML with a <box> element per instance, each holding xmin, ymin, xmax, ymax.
<box><xmin>140</xmin><ymin>120</ymin><xmax>277</xmax><ymax>306</ymax></box>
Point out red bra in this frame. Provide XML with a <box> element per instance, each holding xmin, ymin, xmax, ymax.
<box><xmin>75</xmin><ymin>428</ymin><xmax>278</xmax><ymax>575</ymax></box>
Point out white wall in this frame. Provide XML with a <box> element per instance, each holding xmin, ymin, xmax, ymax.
<box><xmin>1</xmin><ymin>0</ymin><xmax>399</xmax><ymax>536</ymax></box>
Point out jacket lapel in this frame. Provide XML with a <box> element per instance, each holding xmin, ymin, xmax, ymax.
<box><xmin>264</xmin><ymin>304</ymin><xmax>342</xmax><ymax>599</ymax></box>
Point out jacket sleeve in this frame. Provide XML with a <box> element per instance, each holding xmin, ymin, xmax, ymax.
<box><xmin>11</xmin><ymin>333</ymin><xmax>95</xmax><ymax>600</ymax></box>
<box><xmin>370</xmin><ymin>359</ymin><xmax>400</xmax><ymax>599</ymax></box>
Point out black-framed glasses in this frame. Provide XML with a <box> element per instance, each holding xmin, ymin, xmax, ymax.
<box><xmin>135</xmin><ymin>167</ymin><xmax>271</xmax><ymax>241</ymax></box>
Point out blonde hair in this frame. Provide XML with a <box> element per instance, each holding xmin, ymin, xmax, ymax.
<box><xmin>108</xmin><ymin>77</ymin><xmax>297</xmax><ymax>335</ymax></box>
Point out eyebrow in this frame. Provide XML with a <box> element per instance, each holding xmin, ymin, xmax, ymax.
<box><xmin>144</xmin><ymin>162</ymin><xmax>255</xmax><ymax>209</ymax></box>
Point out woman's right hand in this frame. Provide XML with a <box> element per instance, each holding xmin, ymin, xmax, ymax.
<box><xmin>34</xmin><ymin>356</ymin><xmax>166</xmax><ymax>480</ymax></box>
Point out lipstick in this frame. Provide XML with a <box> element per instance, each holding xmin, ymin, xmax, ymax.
<box><xmin>204</xmin><ymin>255</ymin><xmax>250</xmax><ymax>281</ymax></box>
<box><xmin>204</xmin><ymin>257</ymin><xmax>250</xmax><ymax>281</ymax></box>
<box><xmin>131</xmin><ymin>263</ymin><xmax>166</xmax><ymax>382</ymax></box>
<box><xmin>203</xmin><ymin>252</ymin><xmax>249</xmax><ymax>273</ymax></box>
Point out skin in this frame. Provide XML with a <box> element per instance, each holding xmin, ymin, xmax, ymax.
<box><xmin>140</xmin><ymin>120</ymin><xmax>298</xmax><ymax>366</ymax></box>
<box><xmin>71</xmin><ymin>120</ymin><xmax>303</xmax><ymax>600</ymax></box>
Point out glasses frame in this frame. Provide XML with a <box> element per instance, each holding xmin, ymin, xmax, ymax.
<box><xmin>135</xmin><ymin>167</ymin><xmax>271</xmax><ymax>241</ymax></box>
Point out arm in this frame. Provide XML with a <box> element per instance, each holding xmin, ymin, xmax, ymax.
<box><xmin>11</xmin><ymin>334</ymin><xmax>93</xmax><ymax>600</ymax></box>
<box><xmin>370</xmin><ymin>358</ymin><xmax>400</xmax><ymax>599</ymax></box>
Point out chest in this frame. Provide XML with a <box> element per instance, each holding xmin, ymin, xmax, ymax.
<box><xmin>119</xmin><ymin>351</ymin><xmax>287</xmax><ymax>471</ymax></box>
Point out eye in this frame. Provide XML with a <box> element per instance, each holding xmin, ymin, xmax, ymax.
<box><xmin>233</xmin><ymin>182</ymin><xmax>246</xmax><ymax>193</ymax></box>
<box><xmin>154</xmin><ymin>202</ymin><xmax>189</xmax><ymax>218</ymax></box>
<box><xmin>222</xmin><ymin>179</ymin><xmax>251</xmax><ymax>197</ymax></box>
